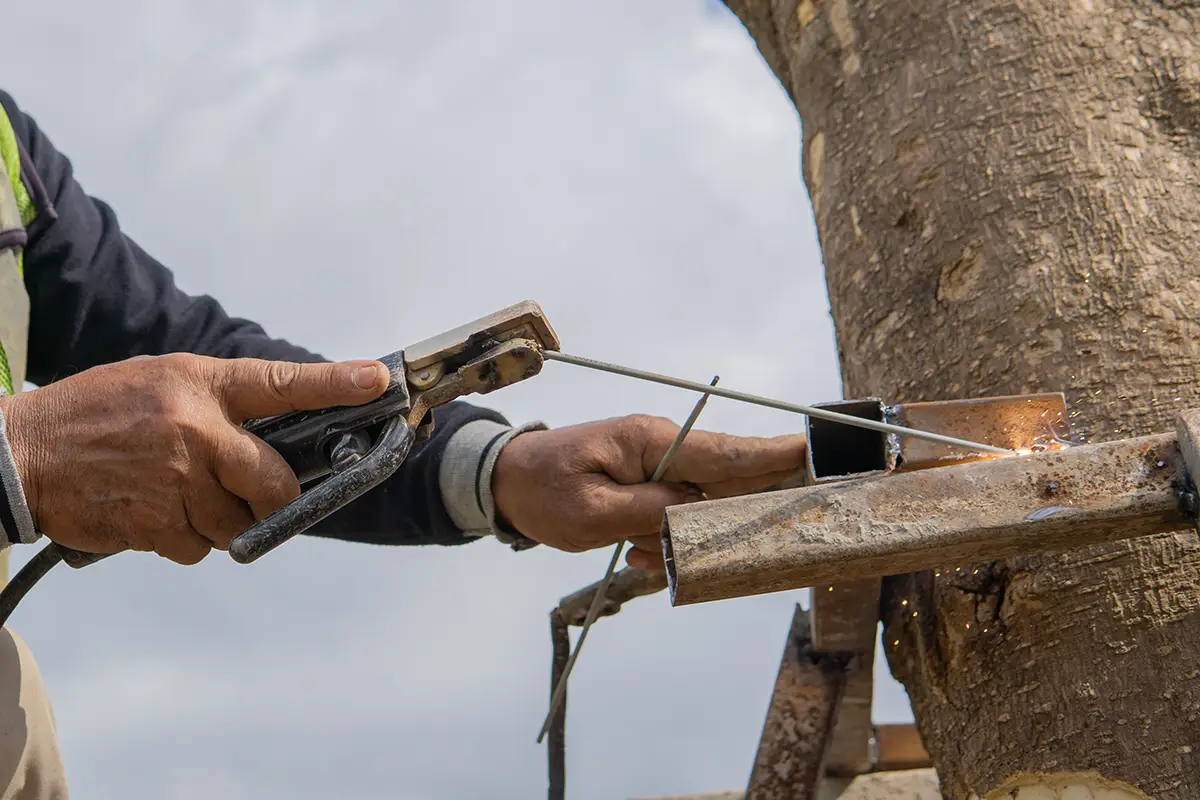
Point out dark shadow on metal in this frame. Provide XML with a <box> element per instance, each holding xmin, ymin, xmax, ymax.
<box><xmin>805</xmin><ymin>399</ymin><xmax>891</xmax><ymax>483</ymax></box>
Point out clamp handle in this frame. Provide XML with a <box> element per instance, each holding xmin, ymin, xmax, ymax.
<box><xmin>229</xmin><ymin>415</ymin><xmax>416</xmax><ymax>564</ymax></box>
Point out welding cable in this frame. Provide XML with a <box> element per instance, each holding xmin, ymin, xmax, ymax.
<box><xmin>0</xmin><ymin>541</ymin><xmax>63</xmax><ymax>627</ymax></box>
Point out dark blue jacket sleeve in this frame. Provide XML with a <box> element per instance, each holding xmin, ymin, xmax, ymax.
<box><xmin>2</xmin><ymin>89</ymin><xmax>505</xmax><ymax>547</ymax></box>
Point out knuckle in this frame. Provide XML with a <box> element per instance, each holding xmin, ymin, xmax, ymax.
<box><xmin>713</xmin><ymin>432</ymin><xmax>746</xmax><ymax>463</ymax></box>
<box><xmin>616</xmin><ymin>414</ymin><xmax>660</xmax><ymax>441</ymax></box>
<box><xmin>265</xmin><ymin>361</ymin><xmax>303</xmax><ymax>403</ymax></box>
<box><xmin>209</xmin><ymin>527</ymin><xmax>237</xmax><ymax>550</ymax></box>
<box><xmin>156</xmin><ymin>352</ymin><xmax>196</xmax><ymax>372</ymax></box>
<box><xmin>157</xmin><ymin>394</ymin><xmax>197</xmax><ymax>430</ymax></box>
<box><xmin>259</xmin><ymin>468</ymin><xmax>301</xmax><ymax>513</ymax></box>
<box><xmin>629</xmin><ymin>414</ymin><xmax>677</xmax><ymax>440</ymax></box>
<box><xmin>150</xmin><ymin>353</ymin><xmax>208</xmax><ymax>387</ymax></box>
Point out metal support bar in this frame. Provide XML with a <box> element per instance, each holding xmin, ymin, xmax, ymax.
<box><xmin>663</xmin><ymin>430</ymin><xmax>1187</xmax><ymax>606</ymax></box>
<box><xmin>555</xmin><ymin>567</ymin><xmax>667</xmax><ymax>627</ymax></box>
<box><xmin>1175</xmin><ymin>409</ymin><xmax>1200</xmax><ymax>495</ymax></box>
<box><xmin>547</xmin><ymin>612</ymin><xmax>569</xmax><ymax>800</ymax></box>
<box><xmin>745</xmin><ymin>605</ymin><xmax>851</xmax><ymax>799</ymax></box>
<box><xmin>872</xmin><ymin>724</ymin><xmax>932</xmax><ymax>772</ymax></box>
<box><xmin>802</xmin><ymin>393</ymin><xmax>1074</xmax><ymax>777</ymax></box>
<box><xmin>821</xmin><ymin>638</ymin><xmax>875</xmax><ymax>778</ymax></box>
<box><xmin>809</xmin><ymin>579</ymin><xmax>880</xmax><ymax>654</ymax></box>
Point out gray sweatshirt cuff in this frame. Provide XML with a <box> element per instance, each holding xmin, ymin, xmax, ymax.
<box><xmin>0</xmin><ymin>407</ymin><xmax>38</xmax><ymax>547</ymax></box>
<box><xmin>438</xmin><ymin>418</ymin><xmax>548</xmax><ymax>541</ymax></box>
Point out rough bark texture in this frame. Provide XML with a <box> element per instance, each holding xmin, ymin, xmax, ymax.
<box><xmin>722</xmin><ymin>0</ymin><xmax>1200</xmax><ymax>797</ymax></box>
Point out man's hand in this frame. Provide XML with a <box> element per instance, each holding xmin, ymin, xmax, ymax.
<box><xmin>0</xmin><ymin>353</ymin><xmax>388</xmax><ymax>565</ymax></box>
<box><xmin>491</xmin><ymin>414</ymin><xmax>806</xmax><ymax>570</ymax></box>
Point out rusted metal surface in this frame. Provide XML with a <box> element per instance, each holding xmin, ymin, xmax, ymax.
<box><xmin>663</xmin><ymin>432</ymin><xmax>1186</xmax><ymax>606</ymax></box>
<box><xmin>541</xmin><ymin>567</ymin><xmax>667</xmax><ymax>798</ymax></box>
<box><xmin>805</xmin><ymin>393</ymin><xmax>1073</xmax><ymax>715</ymax></box>
<box><xmin>804</xmin><ymin>393</ymin><xmax>1072</xmax><ymax>485</ymax></box>
<box><xmin>809</xmin><ymin>582</ymin><xmax>877</xmax><ymax>777</ymax></box>
<box><xmin>890</xmin><ymin>392</ymin><xmax>1072</xmax><ymax>471</ymax></box>
<box><xmin>822</xmin><ymin>641</ymin><xmax>875</xmax><ymax>777</ymax></box>
<box><xmin>555</xmin><ymin>567</ymin><xmax>668</xmax><ymax>627</ymax></box>
<box><xmin>746</xmin><ymin>605</ymin><xmax>851</xmax><ymax>799</ymax></box>
<box><xmin>809</xmin><ymin>579</ymin><xmax>880</xmax><ymax>653</ymax></box>
<box><xmin>873</xmin><ymin>724</ymin><xmax>931</xmax><ymax>772</ymax></box>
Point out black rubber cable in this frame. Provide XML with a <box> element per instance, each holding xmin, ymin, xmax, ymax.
<box><xmin>0</xmin><ymin>542</ymin><xmax>63</xmax><ymax>627</ymax></box>
<box><xmin>547</xmin><ymin>611</ymin><xmax>569</xmax><ymax>800</ymax></box>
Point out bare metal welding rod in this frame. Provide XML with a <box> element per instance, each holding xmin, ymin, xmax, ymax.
<box><xmin>543</xmin><ymin>350</ymin><xmax>1014</xmax><ymax>457</ymax></box>
<box><xmin>536</xmin><ymin>375</ymin><xmax>720</xmax><ymax>744</ymax></box>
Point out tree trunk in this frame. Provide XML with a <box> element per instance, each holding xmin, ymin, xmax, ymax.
<box><xmin>722</xmin><ymin>1</ymin><xmax>1200</xmax><ymax>797</ymax></box>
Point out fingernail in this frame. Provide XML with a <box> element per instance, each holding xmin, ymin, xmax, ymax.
<box><xmin>354</xmin><ymin>365</ymin><xmax>379</xmax><ymax>389</ymax></box>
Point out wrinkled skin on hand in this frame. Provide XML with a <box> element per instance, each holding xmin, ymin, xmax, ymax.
<box><xmin>491</xmin><ymin>414</ymin><xmax>807</xmax><ymax>570</ymax></box>
<box><xmin>0</xmin><ymin>353</ymin><xmax>388</xmax><ymax>565</ymax></box>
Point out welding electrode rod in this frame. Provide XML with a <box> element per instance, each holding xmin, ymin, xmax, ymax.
<box><xmin>543</xmin><ymin>350</ymin><xmax>1013</xmax><ymax>456</ymax></box>
<box><xmin>536</xmin><ymin>376</ymin><xmax>720</xmax><ymax>744</ymax></box>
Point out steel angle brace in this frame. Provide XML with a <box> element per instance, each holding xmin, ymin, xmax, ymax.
<box><xmin>743</xmin><ymin>606</ymin><xmax>932</xmax><ymax>799</ymax></box>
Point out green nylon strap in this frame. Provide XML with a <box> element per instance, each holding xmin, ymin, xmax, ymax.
<box><xmin>0</xmin><ymin>104</ymin><xmax>33</xmax><ymax>230</ymax></box>
<box><xmin>0</xmin><ymin>103</ymin><xmax>28</xmax><ymax>394</ymax></box>
<box><xmin>0</xmin><ymin>341</ymin><xmax>10</xmax><ymax>396</ymax></box>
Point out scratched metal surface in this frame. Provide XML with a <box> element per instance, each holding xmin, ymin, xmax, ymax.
<box><xmin>664</xmin><ymin>432</ymin><xmax>1187</xmax><ymax>605</ymax></box>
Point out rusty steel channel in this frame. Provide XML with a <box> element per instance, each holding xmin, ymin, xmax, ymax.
<box><xmin>663</xmin><ymin>430</ymin><xmax>1189</xmax><ymax>606</ymax></box>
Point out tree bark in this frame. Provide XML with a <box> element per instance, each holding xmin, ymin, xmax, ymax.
<box><xmin>722</xmin><ymin>1</ymin><xmax>1200</xmax><ymax>797</ymax></box>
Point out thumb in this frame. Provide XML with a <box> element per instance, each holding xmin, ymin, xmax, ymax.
<box><xmin>217</xmin><ymin>358</ymin><xmax>390</xmax><ymax>422</ymax></box>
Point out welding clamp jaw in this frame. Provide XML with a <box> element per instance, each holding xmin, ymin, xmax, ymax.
<box><xmin>55</xmin><ymin>300</ymin><xmax>560</xmax><ymax>570</ymax></box>
<box><xmin>227</xmin><ymin>300</ymin><xmax>559</xmax><ymax>563</ymax></box>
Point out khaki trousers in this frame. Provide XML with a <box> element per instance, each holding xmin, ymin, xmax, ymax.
<box><xmin>0</xmin><ymin>628</ymin><xmax>67</xmax><ymax>799</ymax></box>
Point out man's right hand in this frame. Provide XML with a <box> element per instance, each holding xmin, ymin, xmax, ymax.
<box><xmin>0</xmin><ymin>353</ymin><xmax>388</xmax><ymax>565</ymax></box>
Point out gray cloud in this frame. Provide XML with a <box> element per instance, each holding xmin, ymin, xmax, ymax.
<box><xmin>3</xmin><ymin>2</ymin><xmax>913</xmax><ymax>798</ymax></box>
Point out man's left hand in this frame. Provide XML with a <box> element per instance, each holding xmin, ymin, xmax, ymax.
<box><xmin>491</xmin><ymin>414</ymin><xmax>806</xmax><ymax>570</ymax></box>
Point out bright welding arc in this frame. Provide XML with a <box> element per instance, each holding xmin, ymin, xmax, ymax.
<box><xmin>543</xmin><ymin>350</ymin><xmax>1014</xmax><ymax>457</ymax></box>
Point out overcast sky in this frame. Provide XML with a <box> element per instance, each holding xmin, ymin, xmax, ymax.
<box><xmin>2</xmin><ymin>2</ymin><xmax>914</xmax><ymax>798</ymax></box>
